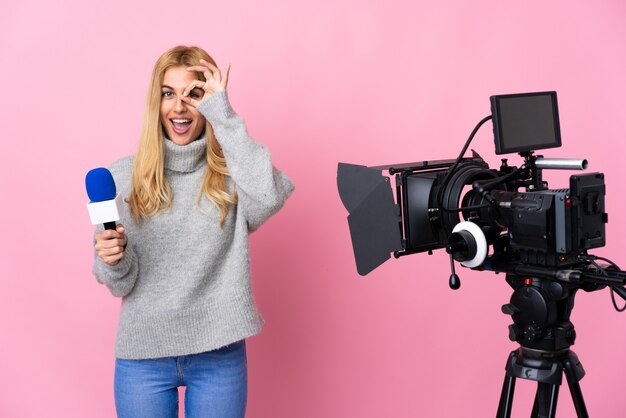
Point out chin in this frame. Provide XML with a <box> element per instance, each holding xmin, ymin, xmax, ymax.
<box><xmin>163</xmin><ymin>129</ymin><xmax>190</xmax><ymax>145</ymax></box>
<box><xmin>170</xmin><ymin>136</ymin><xmax>190</xmax><ymax>145</ymax></box>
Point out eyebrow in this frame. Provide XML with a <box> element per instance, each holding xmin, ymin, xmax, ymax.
<box><xmin>161</xmin><ymin>85</ymin><xmax>203</xmax><ymax>94</ymax></box>
<box><xmin>161</xmin><ymin>85</ymin><xmax>202</xmax><ymax>91</ymax></box>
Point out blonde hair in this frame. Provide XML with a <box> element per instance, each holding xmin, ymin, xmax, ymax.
<box><xmin>128</xmin><ymin>45</ymin><xmax>237</xmax><ymax>225</ymax></box>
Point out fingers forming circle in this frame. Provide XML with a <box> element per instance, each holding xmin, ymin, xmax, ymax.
<box><xmin>187</xmin><ymin>64</ymin><xmax>216</xmax><ymax>83</ymax></box>
<box><xmin>184</xmin><ymin>79</ymin><xmax>207</xmax><ymax>96</ymax></box>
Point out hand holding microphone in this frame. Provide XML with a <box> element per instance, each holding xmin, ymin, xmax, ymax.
<box><xmin>95</xmin><ymin>225</ymin><xmax>127</xmax><ymax>266</ymax></box>
<box><xmin>86</xmin><ymin>167</ymin><xmax>128</xmax><ymax>266</ymax></box>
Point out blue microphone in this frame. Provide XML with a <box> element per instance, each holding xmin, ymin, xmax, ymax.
<box><xmin>85</xmin><ymin>167</ymin><xmax>124</xmax><ymax>230</ymax></box>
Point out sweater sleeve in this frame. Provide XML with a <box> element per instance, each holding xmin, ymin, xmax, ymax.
<box><xmin>90</xmin><ymin>157</ymin><xmax>139</xmax><ymax>297</ymax></box>
<box><xmin>92</xmin><ymin>237</ymin><xmax>139</xmax><ymax>297</ymax></box>
<box><xmin>197</xmin><ymin>91</ymin><xmax>295</xmax><ymax>232</ymax></box>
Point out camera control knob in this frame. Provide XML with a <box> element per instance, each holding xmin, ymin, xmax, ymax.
<box><xmin>566</xmin><ymin>328</ymin><xmax>577</xmax><ymax>344</ymax></box>
<box><xmin>501</xmin><ymin>304</ymin><xmax>520</xmax><ymax>316</ymax></box>
<box><xmin>524</xmin><ymin>323</ymin><xmax>543</xmax><ymax>341</ymax></box>
<box><xmin>508</xmin><ymin>324</ymin><xmax>522</xmax><ymax>342</ymax></box>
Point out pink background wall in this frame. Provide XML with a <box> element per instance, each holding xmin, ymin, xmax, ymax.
<box><xmin>1</xmin><ymin>0</ymin><xmax>625</xmax><ymax>417</ymax></box>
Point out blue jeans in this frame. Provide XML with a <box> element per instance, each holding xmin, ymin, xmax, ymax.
<box><xmin>114</xmin><ymin>340</ymin><xmax>247</xmax><ymax>418</ymax></box>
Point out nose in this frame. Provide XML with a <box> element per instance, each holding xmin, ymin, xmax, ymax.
<box><xmin>174</xmin><ymin>95</ymin><xmax>187</xmax><ymax>113</ymax></box>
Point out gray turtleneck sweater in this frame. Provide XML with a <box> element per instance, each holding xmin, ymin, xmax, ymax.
<box><xmin>92</xmin><ymin>91</ymin><xmax>294</xmax><ymax>360</ymax></box>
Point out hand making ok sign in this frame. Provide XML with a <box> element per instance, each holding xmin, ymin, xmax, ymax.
<box><xmin>181</xmin><ymin>59</ymin><xmax>231</xmax><ymax>108</ymax></box>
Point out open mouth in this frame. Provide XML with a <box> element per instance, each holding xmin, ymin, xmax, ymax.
<box><xmin>170</xmin><ymin>119</ymin><xmax>192</xmax><ymax>135</ymax></box>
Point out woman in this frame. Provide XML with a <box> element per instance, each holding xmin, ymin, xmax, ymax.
<box><xmin>92</xmin><ymin>45</ymin><xmax>294</xmax><ymax>417</ymax></box>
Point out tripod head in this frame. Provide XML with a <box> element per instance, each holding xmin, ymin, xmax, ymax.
<box><xmin>492</xmin><ymin>255</ymin><xmax>626</xmax><ymax>353</ymax></box>
<box><xmin>502</xmin><ymin>274</ymin><xmax>579</xmax><ymax>352</ymax></box>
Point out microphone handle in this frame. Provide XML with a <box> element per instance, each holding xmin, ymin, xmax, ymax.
<box><xmin>104</xmin><ymin>222</ymin><xmax>117</xmax><ymax>230</ymax></box>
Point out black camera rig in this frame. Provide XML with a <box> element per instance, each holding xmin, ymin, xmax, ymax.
<box><xmin>337</xmin><ymin>91</ymin><xmax>626</xmax><ymax>417</ymax></box>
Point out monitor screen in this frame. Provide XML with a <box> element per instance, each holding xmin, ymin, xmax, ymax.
<box><xmin>491</xmin><ymin>91</ymin><xmax>561</xmax><ymax>155</ymax></box>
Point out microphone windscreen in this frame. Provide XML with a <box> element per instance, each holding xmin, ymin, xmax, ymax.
<box><xmin>86</xmin><ymin>167</ymin><xmax>117</xmax><ymax>202</ymax></box>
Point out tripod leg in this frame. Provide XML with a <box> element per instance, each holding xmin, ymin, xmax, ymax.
<box><xmin>531</xmin><ymin>383</ymin><xmax>559</xmax><ymax>418</ymax></box>
<box><xmin>563</xmin><ymin>358</ymin><xmax>589</xmax><ymax>418</ymax></box>
<box><xmin>496</xmin><ymin>374</ymin><xmax>516</xmax><ymax>418</ymax></box>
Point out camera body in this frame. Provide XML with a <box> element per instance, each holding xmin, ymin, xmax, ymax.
<box><xmin>400</xmin><ymin>156</ymin><xmax>607</xmax><ymax>269</ymax></box>
<box><xmin>338</xmin><ymin>91</ymin><xmax>608</xmax><ymax>275</ymax></box>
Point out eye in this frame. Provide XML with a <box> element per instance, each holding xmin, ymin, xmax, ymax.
<box><xmin>189</xmin><ymin>88</ymin><xmax>204</xmax><ymax>99</ymax></box>
<box><xmin>162</xmin><ymin>91</ymin><xmax>174</xmax><ymax>98</ymax></box>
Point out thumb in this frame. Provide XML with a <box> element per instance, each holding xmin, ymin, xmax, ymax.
<box><xmin>116</xmin><ymin>224</ymin><xmax>125</xmax><ymax>234</ymax></box>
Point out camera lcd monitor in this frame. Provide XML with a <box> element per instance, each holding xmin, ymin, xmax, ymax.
<box><xmin>491</xmin><ymin>91</ymin><xmax>561</xmax><ymax>155</ymax></box>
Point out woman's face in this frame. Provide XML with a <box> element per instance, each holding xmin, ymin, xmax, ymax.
<box><xmin>160</xmin><ymin>66</ymin><xmax>206</xmax><ymax>145</ymax></box>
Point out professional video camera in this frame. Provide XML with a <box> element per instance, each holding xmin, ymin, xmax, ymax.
<box><xmin>337</xmin><ymin>92</ymin><xmax>626</xmax><ymax>417</ymax></box>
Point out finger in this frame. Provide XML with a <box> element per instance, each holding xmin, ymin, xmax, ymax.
<box><xmin>187</xmin><ymin>64</ymin><xmax>215</xmax><ymax>76</ymax></box>
<box><xmin>96</xmin><ymin>230</ymin><xmax>112</xmax><ymax>241</ymax></box>
<box><xmin>103</xmin><ymin>252</ymin><xmax>124</xmax><ymax>266</ymax></box>
<box><xmin>105</xmin><ymin>228</ymin><xmax>123</xmax><ymax>238</ymax></box>
<box><xmin>202</xmin><ymin>60</ymin><xmax>222</xmax><ymax>83</ymax></box>
<box><xmin>100</xmin><ymin>236</ymin><xmax>126</xmax><ymax>250</ymax></box>
<box><xmin>223</xmin><ymin>64</ymin><xmax>231</xmax><ymax>89</ymax></box>
<box><xmin>99</xmin><ymin>245</ymin><xmax>125</xmax><ymax>257</ymax></box>
<box><xmin>116</xmin><ymin>224</ymin><xmax>125</xmax><ymax>234</ymax></box>
<box><xmin>187</xmin><ymin>64</ymin><xmax>215</xmax><ymax>83</ymax></box>
<box><xmin>96</xmin><ymin>230</ymin><xmax>120</xmax><ymax>244</ymax></box>
<box><xmin>180</xmin><ymin>95</ymin><xmax>199</xmax><ymax>108</ymax></box>
<box><xmin>96</xmin><ymin>237</ymin><xmax>125</xmax><ymax>251</ymax></box>
<box><xmin>95</xmin><ymin>232</ymin><xmax>107</xmax><ymax>243</ymax></box>
<box><xmin>183</xmin><ymin>80</ymin><xmax>206</xmax><ymax>97</ymax></box>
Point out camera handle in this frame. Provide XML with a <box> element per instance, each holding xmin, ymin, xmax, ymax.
<box><xmin>448</xmin><ymin>254</ymin><xmax>461</xmax><ymax>290</ymax></box>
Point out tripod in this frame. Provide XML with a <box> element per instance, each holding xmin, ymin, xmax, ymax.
<box><xmin>495</xmin><ymin>274</ymin><xmax>591</xmax><ymax>418</ymax></box>
<box><xmin>496</xmin><ymin>347</ymin><xmax>587</xmax><ymax>418</ymax></box>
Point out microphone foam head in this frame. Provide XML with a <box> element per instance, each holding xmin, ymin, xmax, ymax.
<box><xmin>86</xmin><ymin>167</ymin><xmax>117</xmax><ymax>202</ymax></box>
